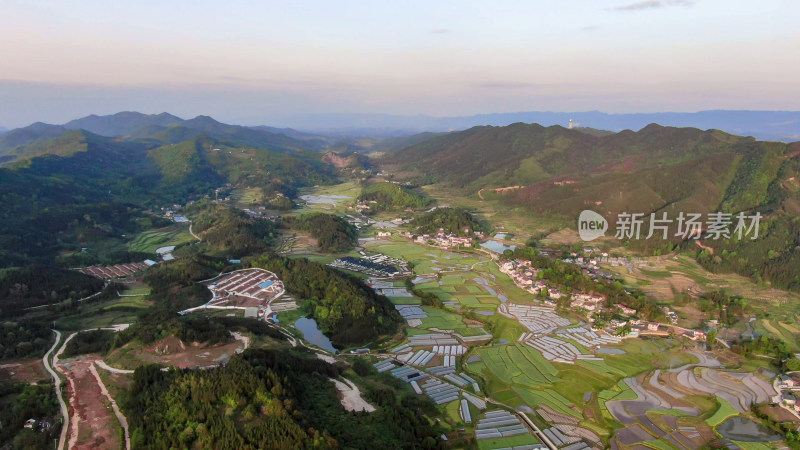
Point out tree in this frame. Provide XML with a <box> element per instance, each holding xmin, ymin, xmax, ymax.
<box><xmin>706</xmin><ymin>329</ymin><xmax>718</xmax><ymax>348</ymax></box>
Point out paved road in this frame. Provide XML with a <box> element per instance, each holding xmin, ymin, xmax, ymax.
<box><xmin>43</xmin><ymin>330</ymin><xmax>69</xmax><ymax>450</ymax></box>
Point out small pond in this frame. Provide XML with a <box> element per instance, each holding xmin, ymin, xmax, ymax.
<box><xmin>299</xmin><ymin>194</ymin><xmax>352</xmax><ymax>205</ymax></box>
<box><xmin>717</xmin><ymin>417</ymin><xmax>782</xmax><ymax>442</ymax></box>
<box><xmin>596</xmin><ymin>347</ymin><xmax>626</xmax><ymax>355</ymax></box>
<box><xmin>480</xmin><ymin>241</ymin><xmax>517</xmax><ymax>253</ymax></box>
<box><xmin>295</xmin><ymin>317</ymin><xmax>337</xmax><ymax>353</ymax></box>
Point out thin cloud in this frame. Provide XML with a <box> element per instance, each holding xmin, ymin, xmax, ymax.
<box><xmin>430</xmin><ymin>29</ymin><xmax>451</xmax><ymax>34</ymax></box>
<box><xmin>609</xmin><ymin>0</ymin><xmax>694</xmax><ymax>12</ymax></box>
<box><xmin>477</xmin><ymin>82</ymin><xmax>541</xmax><ymax>89</ymax></box>
<box><xmin>581</xmin><ymin>25</ymin><xmax>599</xmax><ymax>32</ymax></box>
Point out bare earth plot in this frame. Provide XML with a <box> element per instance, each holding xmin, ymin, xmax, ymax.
<box><xmin>58</xmin><ymin>356</ymin><xmax>122</xmax><ymax>450</ymax></box>
<box><xmin>0</xmin><ymin>357</ymin><xmax>49</xmax><ymax>383</ymax></box>
<box><xmin>109</xmin><ymin>335</ymin><xmax>246</xmax><ymax>369</ymax></box>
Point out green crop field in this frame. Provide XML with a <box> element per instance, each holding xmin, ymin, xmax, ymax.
<box><xmin>419</xmin><ymin>307</ymin><xmax>465</xmax><ymax>329</ymax></box>
<box><xmin>442</xmin><ymin>275</ymin><xmax>464</xmax><ymax>285</ymax></box>
<box><xmin>705</xmin><ymin>397</ymin><xmax>739</xmax><ymax>427</ymax></box>
<box><xmin>476</xmin><ymin>433</ymin><xmax>539</xmax><ymax>450</ymax></box>
<box><xmin>514</xmin><ymin>388</ymin><xmax>580</xmax><ymax>418</ymax></box>
<box><xmin>388</xmin><ymin>296</ymin><xmax>421</xmax><ymax>305</ymax></box>
<box><xmin>121</xmin><ymin>287</ymin><xmax>150</xmax><ymax>296</ymax></box>
<box><xmin>292</xmin><ymin>182</ymin><xmax>360</xmax><ymax>214</ymax></box>
<box><xmin>456</xmin><ymin>327</ymin><xmax>489</xmax><ymax>337</ymax></box>
<box><xmin>471</xmin><ymin>344</ymin><xmax>559</xmax><ymax>390</ymax></box>
<box><xmin>128</xmin><ymin>225</ymin><xmax>194</xmax><ymax>253</ymax></box>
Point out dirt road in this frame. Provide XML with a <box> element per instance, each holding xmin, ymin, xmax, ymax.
<box><xmin>43</xmin><ymin>330</ymin><xmax>69</xmax><ymax>450</ymax></box>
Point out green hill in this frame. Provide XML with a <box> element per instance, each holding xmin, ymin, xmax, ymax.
<box><xmin>186</xmin><ymin>201</ymin><xmax>278</xmax><ymax>257</ymax></box>
<box><xmin>0</xmin><ymin>132</ymin><xmax>336</xmax><ymax>267</ymax></box>
<box><xmin>64</xmin><ymin>111</ymin><xmax>183</xmax><ymax>137</ymax></box>
<box><xmin>390</xmin><ymin>122</ymin><xmax>761</xmax><ymax>191</ymax></box>
<box><xmin>282</xmin><ymin>213</ymin><xmax>357</xmax><ymax>253</ymax></box>
<box><xmin>391</xmin><ymin>122</ymin><xmax>800</xmax><ymax>291</ymax></box>
<box><xmin>357</xmin><ymin>181</ymin><xmax>432</xmax><ymax>213</ymax></box>
<box><xmin>410</xmin><ymin>207</ymin><xmax>483</xmax><ymax>236</ymax></box>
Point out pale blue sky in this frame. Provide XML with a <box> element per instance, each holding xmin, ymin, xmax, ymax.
<box><xmin>0</xmin><ymin>0</ymin><xmax>798</xmax><ymax>127</ymax></box>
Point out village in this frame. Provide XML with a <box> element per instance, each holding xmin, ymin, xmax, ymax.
<box><xmin>497</xmin><ymin>254</ymin><xmax>711</xmax><ymax>344</ymax></box>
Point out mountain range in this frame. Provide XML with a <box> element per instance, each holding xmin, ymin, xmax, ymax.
<box><xmin>0</xmin><ymin>114</ymin><xmax>340</xmax><ymax>267</ymax></box>
<box><xmin>388</xmin><ymin>122</ymin><xmax>800</xmax><ymax>290</ymax></box>
<box><xmin>1</xmin><ymin>109</ymin><xmax>799</xmax><ymax>292</ymax></box>
<box><xmin>262</xmin><ymin>110</ymin><xmax>800</xmax><ymax>142</ymax></box>
<box><xmin>0</xmin><ymin>112</ymin><xmax>329</xmax><ymax>165</ymax></box>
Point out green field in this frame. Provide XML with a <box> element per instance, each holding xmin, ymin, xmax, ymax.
<box><xmin>128</xmin><ymin>225</ymin><xmax>195</xmax><ymax>253</ymax></box>
<box><xmin>292</xmin><ymin>181</ymin><xmax>361</xmax><ymax>215</ymax></box>
<box><xmin>120</xmin><ymin>287</ymin><xmax>150</xmax><ymax>296</ymax></box>
<box><xmin>470</xmin><ymin>344</ymin><xmax>560</xmax><ymax>391</ymax></box>
<box><xmin>419</xmin><ymin>306</ymin><xmax>466</xmax><ymax>330</ymax></box>
<box><xmin>705</xmin><ymin>397</ymin><xmax>739</xmax><ymax>427</ymax></box>
<box><xmin>231</xmin><ymin>186</ymin><xmax>264</xmax><ymax>206</ymax></box>
<box><xmin>476</xmin><ymin>433</ymin><xmax>539</xmax><ymax>450</ymax></box>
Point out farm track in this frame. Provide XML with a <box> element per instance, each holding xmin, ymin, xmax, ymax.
<box><xmin>90</xmin><ymin>362</ymin><xmax>130</xmax><ymax>450</ymax></box>
<box><xmin>43</xmin><ymin>330</ymin><xmax>69</xmax><ymax>450</ymax></box>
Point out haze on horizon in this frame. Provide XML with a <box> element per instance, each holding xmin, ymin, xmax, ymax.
<box><xmin>1</xmin><ymin>0</ymin><xmax>798</xmax><ymax>128</ymax></box>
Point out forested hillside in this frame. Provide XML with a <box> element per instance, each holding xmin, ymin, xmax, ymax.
<box><xmin>282</xmin><ymin>213</ymin><xmax>358</xmax><ymax>253</ymax></box>
<box><xmin>410</xmin><ymin>207</ymin><xmax>484</xmax><ymax>236</ymax></box>
<box><xmin>186</xmin><ymin>201</ymin><xmax>279</xmax><ymax>257</ymax></box>
<box><xmin>390</xmin><ymin>123</ymin><xmax>778</xmax><ymax>194</ymax></box>
<box><xmin>391</xmin><ymin>122</ymin><xmax>800</xmax><ymax>291</ymax></box>
<box><xmin>0</xmin><ymin>129</ymin><xmax>335</xmax><ymax>268</ymax></box>
<box><xmin>357</xmin><ymin>182</ymin><xmax>432</xmax><ymax>213</ymax></box>
<box><xmin>253</xmin><ymin>255</ymin><xmax>402</xmax><ymax>346</ymax></box>
<box><xmin>123</xmin><ymin>349</ymin><xmax>443</xmax><ymax>449</ymax></box>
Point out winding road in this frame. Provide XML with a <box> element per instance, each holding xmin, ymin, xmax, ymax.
<box><xmin>43</xmin><ymin>330</ymin><xmax>69</xmax><ymax>450</ymax></box>
<box><xmin>189</xmin><ymin>222</ymin><xmax>202</xmax><ymax>241</ymax></box>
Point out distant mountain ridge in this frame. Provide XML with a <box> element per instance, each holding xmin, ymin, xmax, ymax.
<box><xmin>64</xmin><ymin>111</ymin><xmax>184</xmax><ymax>136</ymax></box>
<box><xmin>265</xmin><ymin>110</ymin><xmax>800</xmax><ymax>142</ymax></box>
<box><xmin>0</xmin><ymin>112</ymin><xmax>331</xmax><ymax>165</ymax></box>
<box><xmin>388</xmin><ymin>121</ymin><xmax>800</xmax><ymax>290</ymax></box>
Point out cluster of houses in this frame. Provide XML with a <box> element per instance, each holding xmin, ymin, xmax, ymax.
<box><xmin>599</xmin><ymin>316</ymin><xmax>709</xmax><ymax>342</ymax></box>
<box><xmin>498</xmin><ymin>257</ymin><xmax>714</xmax><ymax>343</ymax></box>
<box><xmin>568</xmin><ymin>292</ymin><xmax>607</xmax><ymax>312</ymax></box>
<box><xmin>774</xmin><ymin>375</ymin><xmax>800</xmax><ymax>413</ymax></box>
<box><xmin>662</xmin><ymin>306</ymin><xmax>679</xmax><ymax>325</ymax></box>
<box><xmin>563</xmin><ymin>247</ymin><xmax>649</xmax><ymax>277</ymax></box>
<box><xmin>399</xmin><ymin>230</ymin><xmax>474</xmax><ymax>248</ymax></box>
<box><xmin>241</xmin><ymin>207</ymin><xmax>279</xmax><ymax>221</ymax></box>
<box><xmin>499</xmin><ymin>259</ymin><xmax>609</xmax><ymax>309</ymax></box>
<box><xmin>160</xmin><ymin>204</ymin><xmax>189</xmax><ymax>219</ymax></box>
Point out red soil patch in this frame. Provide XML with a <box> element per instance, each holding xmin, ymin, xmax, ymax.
<box><xmin>761</xmin><ymin>406</ymin><xmax>800</xmax><ymax>424</ymax></box>
<box><xmin>59</xmin><ymin>357</ymin><xmax>121</xmax><ymax>450</ymax></box>
<box><xmin>130</xmin><ymin>335</ymin><xmax>243</xmax><ymax>369</ymax></box>
<box><xmin>0</xmin><ymin>358</ymin><xmax>49</xmax><ymax>384</ymax></box>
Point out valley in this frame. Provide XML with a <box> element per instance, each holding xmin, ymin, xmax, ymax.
<box><xmin>1</xmin><ymin>113</ymin><xmax>800</xmax><ymax>450</ymax></box>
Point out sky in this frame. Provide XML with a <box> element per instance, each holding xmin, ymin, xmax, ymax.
<box><xmin>0</xmin><ymin>0</ymin><xmax>798</xmax><ymax>127</ymax></box>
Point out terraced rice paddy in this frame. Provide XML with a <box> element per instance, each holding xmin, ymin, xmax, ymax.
<box><xmin>366</xmin><ymin>241</ymin><xmax>528</xmax><ymax>308</ymax></box>
<box><xmin>128</xmin><ymin>226</ymin><xmax>194</xmax><ymax>253</ymax></box>
<box><xmin>470</xmin><ymin>344</ymin><xmax>560</xmax><ymax>388</ymax></box>
<box><xmin>673</xmin><ymin>368</ymin><xmax>776</xmax><ymax>413</ymax></box>
<box><xmin>499</xmin><ymin>303</ymin><xmax>571</xmax><ymax>335</ymax></box>
<box><xmin>758</xmin><ymin>319</ymin><xmax>800</xmax><ymax>351</ymax></box>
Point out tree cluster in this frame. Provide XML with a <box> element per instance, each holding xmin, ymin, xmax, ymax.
<box><xmin>253</xmin><ymin>255</ymin><xmax>401</xmax><ymax>347</ymax></box>
<box><xmin>281</xmin><ymin>213</ymin><xmax>357</xmax><ymax>253</ymax></box>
